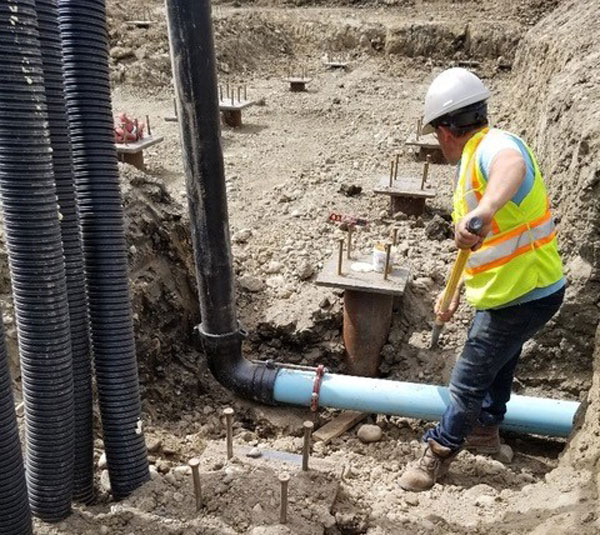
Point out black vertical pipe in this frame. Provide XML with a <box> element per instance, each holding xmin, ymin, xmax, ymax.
<box><xmin>0</xmin><ymin>0</ymin><xmax>74</xmax><ymax>521</ymax></box>
<box><xmin>0</xmin><ymin>314</ymin><xmax>33</xmax><ymax>535</ymax></box>
<box><xmin>34</xmin><ymin>0</ymin><xmax>94</xmax><ymax>503</ymax></box>
<box><xmin>165</xmin><ymin>0</ymin><xmax>278</xmax><ymax>404</ymax></box>
<box><xmin>165</xmin><ymin>0</ymin><xmax>238</xmax><ymax>336</ymax></box>
<box><xmin>57</xmin><ymin>0</ymin><xmax>149</xmax><ymax>499</ymax></box>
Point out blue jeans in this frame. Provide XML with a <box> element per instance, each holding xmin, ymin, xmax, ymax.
<box><xmin>424</xmin><ymin>286</ymin><xmax>564</xmax><ymax>451</ymax></box>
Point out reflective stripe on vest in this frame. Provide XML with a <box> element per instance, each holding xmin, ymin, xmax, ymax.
<box><xmin>467</xmin><ymin>210</ymin><xmax>557</xmax><ymax>275</ymax></box>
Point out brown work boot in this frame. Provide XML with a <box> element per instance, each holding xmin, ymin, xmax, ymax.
<box><xmin>398</xmin><ymin>439</ymin><xmax>457</xmax><ymax>492</ymax></box>
<box><xmin>464</xmin><ymin>424</ymin><xmax>501</xmax><ymax>455</ymax></box>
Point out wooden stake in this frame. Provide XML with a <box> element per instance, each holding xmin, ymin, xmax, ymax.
<box><xmin>302</xmin><ymin>421</ymin><xmax>314</xmax><ymax>471</ymax></box>
<box><xmin>392</xmin><ymin>228</ymin><xmax>398</xmax><ymax>246</ymax></box>
<box><xmin>389</xmin><ymin>160</ymin><xmax>394</xmax><ymax>187</ymax></box>
<box><xmin>223</xmin><ymin>407</ymin><xmax>234</xmax><ymax>460</ymax></box>
<box><xmin>188</xmin><ymin>458</ymin><xmax>202</xmax><ymax>511</ymax></box>
<box><xmin>383</xmin><ymin>244</ymin><xmax>392</xmax><ymax>280</ymax></box>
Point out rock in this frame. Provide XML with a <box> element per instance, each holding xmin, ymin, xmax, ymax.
<box><xmin>264</xmin><ymin>261</ymin><xmax>283</xmax><ymax>274</ymax></box>
<box><xmin>495</xmin><ymin>444</ymin><xmax>514</xmax><ymax>464</ymax></box>
<box><xmin>173</xmin><ymin>465</ymin><xmax>192</xmax><ymax>477</ymax></box>
<box><xmin>425</xmin><ymin>214</ymin><xmax>449</xmax><ymax>241</ymax></box>
<box><xmin>339</xmin><ymin>183</ymin><xmax>362</xmax><ymax>197</ymax></box>
<box><xmin>357</xmin><ymin>424</ymin><xmax>383</xmax><ymax>443</ymax></box>
<box><xmin>149</xmin><ymin>465</ymin><xmax>160</xmax><ymax>480</ymax></box>
<box><xmin>100</xmin><ymin>470</ymin><xmax>111</xmax><ymax>493</ymax></box>
<box><xmin>232</xmin><ymin>229</ymin><xmax>252</xmax><ymax>243</ymax></box>
<box><xmin>98</xmin><ymin>452</ymin><xmax>107</xmax><ymax>470</ymax></box>
<box><xmin>297</xmin><ymin>261</ymin><xmax>314</xmax><ymax>280</ymax></box>
<box><xmin>156</xmin><ymin>459</ymin><xmax>170</xmax><ymax>474</ymax></box>
<box><xmin>100</xmin><ymin>526</ymin><xmax>110</xmax><ymax>535</ymax></box>
<box><xmin>146</xmin><ymin>436</ymin><xmax>162</xmax><ymax>453</ymax></box>
<box><xmin>319</xmin><ymin>297</ymin><xmax>331</xmax><ymax>309</ymax></box>
<box><xmin>110</xmin><ymin>46</ymin><xmax>135</xmax><ymax>60</ymax></box>
<box><xmin>239</xmin><ymin>275</ymin><xmax>265</xmax><ymax>292</ymax></box>
<box><xmin>404</xmin><ymin>494</ymin><xmax>419</xmax><ymax>506</ymax></box>
<box><xmin>475</xmin><ymin>495</ymin><xmax>496</xmax><ymax>507</ymax></box>
<box><xmin>246</xmin><ymin>447</ymin><xmax>262</xmax><ymax>458</ymax></box>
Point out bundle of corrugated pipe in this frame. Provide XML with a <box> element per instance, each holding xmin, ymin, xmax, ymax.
<box><xmin>0</xmin><ymin>0</ymin><xmax>148</xmax><ymax>529</ymax></box>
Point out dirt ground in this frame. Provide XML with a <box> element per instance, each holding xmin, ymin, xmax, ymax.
<box><xmin>14</xmin><ymin>0</ymin><xmax>600</xmax><ymax>533</ymax></box>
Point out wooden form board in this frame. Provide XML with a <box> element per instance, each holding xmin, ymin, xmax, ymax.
<box><xmin>115</xmin><ymin>135</ymin><xmax>164</xmax><ymax>154</ymax></box>
<box><xmin>405</xmin><ymin>133</ymin><xmax>441</xmax><ymax>150</ymax></box>
<box><xmin>218</xmin><ymin>99</ymin><xmax>257</xmax><ymax>112</ymax></box>
<box><xmin>313</xmin><ymin>411</ymin><xmax>367</xmax><ymax>445</ymax></box>
<box><xmin>374</xmin><ymin>175</ymin><xmax>436</xmax><ymax>199</ymax></box>
<box><xmin>316</xmin><ymin>252</ymin><xmax>410</xmax><ymax>297</ymax></box>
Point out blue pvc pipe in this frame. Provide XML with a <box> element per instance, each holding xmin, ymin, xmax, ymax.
<box><xmin>273</xmin><ymin>369</ymin><xmax>579</xmax><ymax>437</ymax></box>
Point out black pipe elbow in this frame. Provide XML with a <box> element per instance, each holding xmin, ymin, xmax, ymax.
<box><xmin>197</xmin><ymin>325</ymin><xmax>279</xmax><ymax>405</ymax></box>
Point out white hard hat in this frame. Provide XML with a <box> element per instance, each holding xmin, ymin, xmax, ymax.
<box><xmin>422</xmin><ymin>67</ymin><xmax>490</xmax><ymax>134</ymax></box>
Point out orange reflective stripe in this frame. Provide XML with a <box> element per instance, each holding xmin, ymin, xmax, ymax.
<box><xmin>466</xmin><ymin>231</ymin><xmax>557</xmax><ymax>276</ymax></box>
<box><xmin>481</xmin><ymin>209</ymin><xmax>552</xmax><ymax>248</ymax></box>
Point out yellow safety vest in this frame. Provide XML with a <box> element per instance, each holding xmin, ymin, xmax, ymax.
<box><xmin>452</xmin><ymin>128</ymin><xmax>564</xmax><ymax>309</ymax></box>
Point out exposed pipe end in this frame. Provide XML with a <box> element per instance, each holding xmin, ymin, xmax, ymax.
<box><xmin>197</xmin><ymin>324</ymin><xmax>279</xmax><ymax>405</ymax></box>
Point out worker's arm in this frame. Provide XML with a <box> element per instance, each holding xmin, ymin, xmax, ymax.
<box><xmin>455</xmin><ymin>148</ymin><xmax>527</xmax><ymax>249</ymax></box>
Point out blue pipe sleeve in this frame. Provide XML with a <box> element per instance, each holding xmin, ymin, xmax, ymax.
<box><xmin>273</xmin><ymin>369</ymin><xmax>579</xmax><ymax>437</ymax></box>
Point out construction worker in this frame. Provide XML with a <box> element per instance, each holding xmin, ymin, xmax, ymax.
<box><xmin>399</xmin><ymin>68</ymin><xmax>565</xmax><ymax>492</ymax></box>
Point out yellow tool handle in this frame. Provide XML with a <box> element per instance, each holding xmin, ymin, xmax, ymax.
<box><xmin>435</xmin><ymin>248</ymin><xmax>471</xmax><ymax>326</ymax></box>
<box><xmin>434</xmin><ymin>215</ymin><xmax>484</xmax><ymax>327</ymax></box>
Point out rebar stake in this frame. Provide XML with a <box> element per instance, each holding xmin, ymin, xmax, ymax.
<box><xmin>389</xmin><ymin>160</ymin><xmax>394</xmax><ymax>187</ymax></box>
<box><xmin>223</xmin><ymin>407</ymin><xmax>234</xmax><ymax>459</ymax></box>
<box><xmin>394</xmin><ymin>153</ymin><xmax>400</xmax><ymax>180</ymax></box>
<box><xmin>392</xmin><ymin>228</ymin><xmax>398</xmax><ymax>246</ymax></box>
<box><xmin>145</xmin><ymin>115</ymin><xmax>152</xmax><ymax>137</ymax></box>
<box><xmin>279</xmin><ymin>473</ymin><xmax>290</xmax><ymax>524</ymax></box>
<box><xmin>188</xmin><ymin>458</ymin><xmax>202</xmax><ymax>511</ymax></box>
<box><xmin>337</xmin><ymin>239</ymin><xmax>344</xmax><ymax>275</ymax></box>
<box><xmin>383</xmin><ymin>244</ymin><xmax>392</xmax><ymax>280</ymax></box>
<box><xmin>302</xmin><ymin>421</ymin><xmax>314</xmax><ymax>471</ymax></box>
<box><xmin>421</xmin><ymin>155</ymin><xmax>430</xmax><ymax>190</ymax></box>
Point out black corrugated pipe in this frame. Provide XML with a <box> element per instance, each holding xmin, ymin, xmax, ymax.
<box><xmin>165</xmin><ymin>0</ymin><xmax>277</xmax><ymax>403</ymax></box>
<box><xmin>57</xmin><ymin>0</ymin><xmax>149</xmax><ymax>498</ymax></box>
<box><xmin>35</xmin><ymin>0</ymin><xmax>94</xmax><ymax>503</ymax></box>
<box><xmin>0</xmin><ymin>314</ymin><xmax>33</xmax><ymax>534</ymax></box>
<box><xmin>0</xmin><ymin>0</ymin><xmax>74</xmax><ymax>521</ymax></box>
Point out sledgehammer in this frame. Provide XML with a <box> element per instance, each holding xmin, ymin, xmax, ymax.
<box><xmin>430</xmin><ymin>216</ymin><xmax>483</xmax><ymax>348</ymax></box>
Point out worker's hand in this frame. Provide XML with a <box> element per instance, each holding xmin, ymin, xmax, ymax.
<box><xmin>455</xmin><ymin>209</ymin><xmax>493</xmax><ymax>251</ymax></box>
<box><xmin>434</xmin><ymin>290</ymin><xmax>460</xmax><ymax>323</ymax></box>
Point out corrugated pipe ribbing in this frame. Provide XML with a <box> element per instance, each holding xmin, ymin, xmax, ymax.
<box><xmin>0</xmin><ymin>0</ymin><xmax>75</xmax><ymax>521</ymax></box>
<box><xmin>0</xmin><ymin>314</ymin><xmax>33</xmax><ymax>534</ymax></box>
<box><xmin>57</xmin><ymin>0</ymin><xmax>149</xmax><ymax>498</ymax></box>
<box><xmin>34</xmin><ymin>0</ymin><xmax>94</xmax><ymax>503</ymax></box>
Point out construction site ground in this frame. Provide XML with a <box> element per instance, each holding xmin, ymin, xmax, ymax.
<box><xmin>12</xmin><ymin>0</ymin><xmax>600</xmax><ymax>534</ymax></box>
